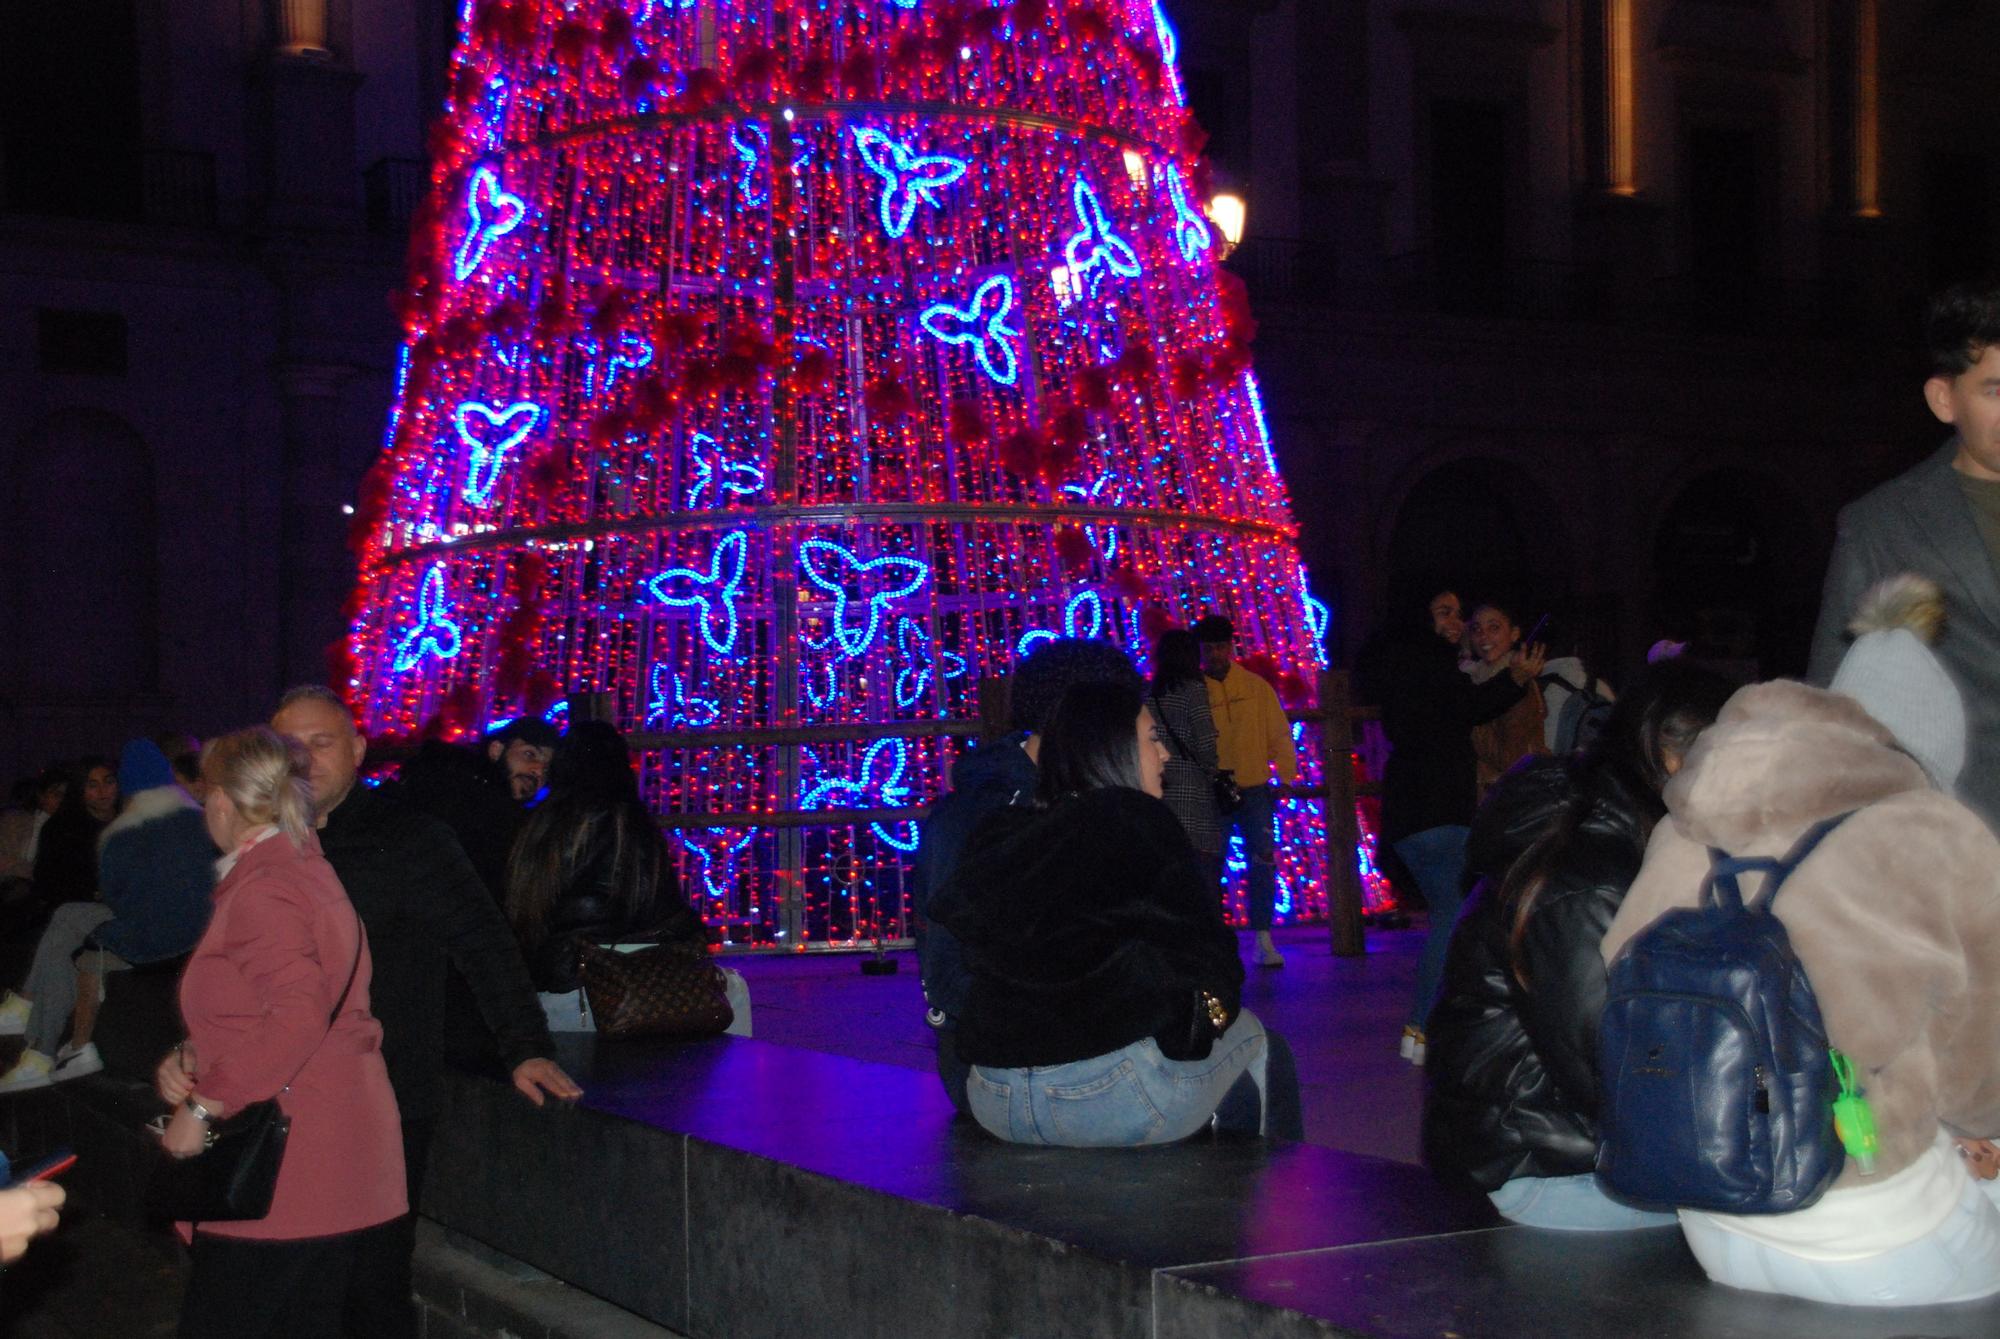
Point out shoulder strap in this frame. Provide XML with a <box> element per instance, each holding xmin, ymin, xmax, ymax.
<box><xmin>1150</xmin><ymin>686</ymin><xmax>1198</xmax><ymax>760</ymax></box>
<box><xmin>1702</xmin><ymin>812</ymin><xmax>1857</xmax><ymax>915</ymax></box>
<box><xmin>278</xmin><ymin>907</ymin><xmax>366</xmax><ymax>1095</ymax></box>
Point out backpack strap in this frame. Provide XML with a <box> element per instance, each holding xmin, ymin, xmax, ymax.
<box><xmin>1702</xmin><ymin>812</ymin><xmax>1858</xmax><ymax>914</ymax></box>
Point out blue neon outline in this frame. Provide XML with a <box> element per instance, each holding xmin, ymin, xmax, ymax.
<box><xmin>800</xmin><ymin>737</ymin><xmax>920</xmax><ymax>851</ymax></box>
<box><xmin>732</xmin><ymin>122</ymin><xmax>768</xmax><ymax>207</ymax></box>
<box><xmin>684</xmin><ymin>433</ymin><xmax>768</xmax><ymax>509</ymax></box>
<box><xmin>392</xmin><ymin>564</ymin><xmax>463</xmax><ymax>672</ymax></box>
<box><xmin>1015</xmin><ymin>588</ymin><xmax>1106</xmax><ymax>656</ymax></box>
<box><xmin>1299</xmin><ymin>570</ymin><xmax>1332</xmax><ymax>668</ymax></box>
<box><xmin>918</xmin><ymin>275</ymin><xmax>1020</xmax><ymax>385</ymax></box>
<box><xmin>644</xmin><ymin>530</ymin><xmax>750</xmax><ymax>656</ymax></box>
<box><xmin>893</xmin><ymin>616</ymin><xmax>967</xmax><ymax>709</ymax></box>
<box><xmin>453</xmin><ymin>166</ymin><xmax>527</xmax><ymax>281</ymax></box>
<box><xmin>1059</xmin><ymin>472</ymin><xmax>1127</xmax><ymax>563</ymax></box>
<box><xmin>1063</xmin><ymin>177</ymin><xmax>1141</xmax><ymax>286</ymax></box>
<box><xmin>1243</xmin><ymin>372</ymin><xmax>1281</xmax><ymax>477</ymax></box>
<box><xmin>852</xmin><ymin>128</ymin><xmax>968</xmax><ymax>239</ymax></box>
<box><xmin>796</xmin><ymin>539</ymin><xmax>931</xmax><ymax>657</ymax></box>
<box><xmin>676</xmin><ymin>827</ymin><xmax>759</xmax><ymax>900</ymax></box>
<box><xmin>646</xmin><ymin>664</ymin><xmax>721</xmax><ymax>730</ymax></box>
<box><xmin>1165</xmin><ymin>166</ymin><xmax>1212</xmax><ymax>263</ymax></box>
<box><xmin>455</xmin><ymin>399</ymin><xmax>541</xmax><ymax>506</ymax></box>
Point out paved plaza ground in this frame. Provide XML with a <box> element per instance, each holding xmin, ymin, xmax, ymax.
<box><xmin>0</xmin><ymin>921</ymin><xmax>1429</xmax><ymax>1335</ymax></box>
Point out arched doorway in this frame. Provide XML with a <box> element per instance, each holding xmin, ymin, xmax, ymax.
<box><xmin>1384</xmin><ymin>455</ymin><xmax>1574</xmax><ymax>620</ymax></box>
<box><xmin>1650</xmin><ymin>469</ymin><xmax>1824</xmax><ymax>679</ymax></box>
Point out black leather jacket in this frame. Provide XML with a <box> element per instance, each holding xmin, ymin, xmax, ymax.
<box><xmin>1421</xmin><ymin>757</ymin><xmax>1659</xmax><ymax>1191</ymax></box>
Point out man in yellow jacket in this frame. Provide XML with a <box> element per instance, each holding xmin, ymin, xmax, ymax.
<box><xmin>1194</xmin><ymin>616</ymin><xmax>1298</xmax><ymax>967</ymax></box>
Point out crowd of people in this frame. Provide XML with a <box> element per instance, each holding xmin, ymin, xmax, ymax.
<box><xmin>2</xmin><ymin>282</ymin><xmax>1998</xmax><ymax>1326</ymax></box>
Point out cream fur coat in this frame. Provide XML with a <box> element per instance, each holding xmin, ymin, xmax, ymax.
<box><xmin>1601</xmin><ymin>680</ymin><xmax>2000</xmax><ymax>1186</ymax></box>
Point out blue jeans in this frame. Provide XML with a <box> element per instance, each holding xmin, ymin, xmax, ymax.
<box><xmin>1488</xmin><ymin>1174</ymin><xmax>1678</xmax><ymax>1231</ymax></box>
<box><xmin>1394</xmin><ymin>825</ymin><xmax>1469</xmax><ymax>1031</ymax></box>
<box><xmin>1680</xmin><ymin>1148</ymin><xmax>2000</xmax><ymax>1306</ymax></box>
<box><xmin>1222</xmin><ymin>784</ymin><xmax>1279</xmax><ymax>930</ymax></box>
<box><xmin>967</xmin><ymin>1011</ymin><xmax>1270</xmax><ymax>1147</ymax></box>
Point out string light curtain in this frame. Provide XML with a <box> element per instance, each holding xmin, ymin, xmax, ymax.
<box><xmin>340</xmin><ymin>0</ymin><xmax>1367</xmax><ymax>946</ymax></box>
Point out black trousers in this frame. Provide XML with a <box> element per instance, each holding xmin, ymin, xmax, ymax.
<box><xmin>340</xmin><ymin>1115</ymin><xmax>436</xmax><ymax>1339</ymax></box>
<box><xmin>179</xmin><ymin>1232</ymin><xmax>359</xmax><ymax>1339</ymax></box>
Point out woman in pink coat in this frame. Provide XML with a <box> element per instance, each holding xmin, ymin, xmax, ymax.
<box><xmin>155</xmin><ymin>726</ymin><xmax>404</xmax><ymax>1337</ymax></box>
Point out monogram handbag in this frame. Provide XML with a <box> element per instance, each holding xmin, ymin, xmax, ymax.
<box><xmin>145</xmin><ymin>919</ymin><xmax>363</xmax><ymax>1224</ymax></box>
<box><xmin>578</xmin><ymin>939</ymin><xmax>734</xmax><ymax>1040</ymax></box>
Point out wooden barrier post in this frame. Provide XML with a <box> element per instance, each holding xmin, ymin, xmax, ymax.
<box><xmin>1319</xmin><ymin>670</ymin><xmax>1365</xmax><ymax>957</ymax></box>
<box><xmin>977</xmin><ymin>676</ymin><xmax>1013</xmax><ymax>742</ymax></box>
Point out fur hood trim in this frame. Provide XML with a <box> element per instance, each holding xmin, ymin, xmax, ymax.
<box><xmin>1664</xmin><ymin>680</ymin><xmax>1930</xmax><ymax>853</ymax></box>
<box><xmin>1847</xmin><ymin>573</ymin><xmax>1946</xmax><ymax>643</ymax></box>
<box><xmin>99</xmin><ymin>785</ymin><xmax>200</xmax><ymax>851</ymax></box>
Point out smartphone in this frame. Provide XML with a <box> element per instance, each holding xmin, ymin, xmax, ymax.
<box><xmin>9</xmin><ymin>1149</ymin><xmax>76</xmax><ymax>1186</ymax></box>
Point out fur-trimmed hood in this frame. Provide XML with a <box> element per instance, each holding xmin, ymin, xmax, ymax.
<box><xmin>99</xmin><ymin>784</ymin><xmax>200</xmax><ymax>852</ymax></box>
<box><xmin>1662</xmin><ymin>680</ymin><xmax>1930</xmax><ymax>854</ymax></box>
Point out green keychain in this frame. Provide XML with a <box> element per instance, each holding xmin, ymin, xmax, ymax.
<box><xmin>1831</xmin><ymin>1049</ymin><xmax>1879</xmax><ymax>1176</ymax></box>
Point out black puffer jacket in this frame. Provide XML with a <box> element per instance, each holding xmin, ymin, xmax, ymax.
<box><xmin>931</xmin><ymin>787</ymin><xmax>1243</xmax><ymax>1069</ymax></box>
<box><xmin>1361</xmin><ymin>629</ymin><xmax>1527</xmax><ymax>846</ymax></box>
<box><xmin>1421</xmin><ymin>757</ymin><xmax>1659</xmax><ymax>1191</ymax></box>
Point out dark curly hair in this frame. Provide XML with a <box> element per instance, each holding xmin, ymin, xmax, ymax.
<box><xmin>1925</xmin><ymin>279</ymin><xmax>2000</xmax><ymax>378</ymax></box>
<box><xmin>1009</xmin><ymin>638</ymin><xmax>1142</xmax><ymax>735</ymax></box>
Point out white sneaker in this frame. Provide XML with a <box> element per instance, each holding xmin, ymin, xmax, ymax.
<box><xmin>0</xmin><ymin>1049</ymin><xmax>54</xmax><ymax>1093</ymax></box>
<box><xmin>0</xmin><ymin>992</ymin><xmax>31</xmax><ymax>1036</ymax></box>
<box><xmin>51</xmin><ymin>1042</ymin><xmax>102</xmax><ymax>1082</ymax></box>
<box><xmin>1253</xmin><ymin>932</ymin><xmax>1285</xmax><ymax>969</ymax></box>
<box><xmin>1399</xmin><ymin>1026</ymin><xmax>1426</xmax><ymax>1065</ymax></box>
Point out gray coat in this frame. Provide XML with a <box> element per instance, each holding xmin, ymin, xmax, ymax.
<box><xmin>1808</xmin><ymin>439</ymin><xmax>2000</xmax><ymax>831</ymax></box>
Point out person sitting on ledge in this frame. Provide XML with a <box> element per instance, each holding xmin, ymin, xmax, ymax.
<box><xmin>1421</xmin><ymin>660</ymin><xmax>1734</xmax><ymax>1229</ymax></box>
<box><xmin>932</xmin><ymin>679</ymin><xmax>1301</xmax><ymax>1146</ymax></box>
<box><xmin>505</xmin><ymin>720</ymin><xmax>732</xmax><ymax>1034</ymax></box>
<box><xmin>912</xmin><ymin>636</ymin><xmax>1144</xmax><ymax>1113</ymax></box>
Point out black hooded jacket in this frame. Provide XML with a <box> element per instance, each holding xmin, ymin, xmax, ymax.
<box><xmin>1421</xmin><ymin>756</ymin><xmax>1658</xmax><ymax>1191</ymax></box>
<box><xmin>1361</xmin><ymin>629</ymin><xmax>1526</xmax><ymax>845</ymax></box>
<box><xmin>930</xmin><ymin>787</ymin><xmax>1243</xmax><ymax>1069</ymax></box>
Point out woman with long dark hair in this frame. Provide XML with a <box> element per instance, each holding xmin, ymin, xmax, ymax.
<box><xmin>1149</xmin><ymin>629</ymin><xmax>1225</xmax><ymax>891</ymax></box>
<box><xmin>931</xmin><ymin>680</ymin><xmax>1288</xmax><ymax>1145</ymax></box>
<box><xmin>504</xmin><ymin>721</ymin><xmax>702</xmax><ymax>1029</ymax></box>
<box><xmin>1421</xmin><ymin>660</ymin><xmax>1736</xmax><ymax>1229</ymax></box>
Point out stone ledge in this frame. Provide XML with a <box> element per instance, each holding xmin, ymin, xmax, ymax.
<box><xmin>414</xmin><ymin>1220</ymin><xmax>687</xmax><ymax>1339</ymax></box>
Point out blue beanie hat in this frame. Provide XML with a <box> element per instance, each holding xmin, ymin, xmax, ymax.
<box><xmin>117</xmin><ymin>739</ymin><xmax>177</xmax><ymax>795</ymax></box>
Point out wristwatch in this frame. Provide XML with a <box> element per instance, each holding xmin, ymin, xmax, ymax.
<box><xmin>185</xmin><ymin>1098</ymin><xmax>218</xmax><ymax>1125</ymax></box>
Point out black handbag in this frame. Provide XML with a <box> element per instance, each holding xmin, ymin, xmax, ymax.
<box><xmin>145</xmin><ymin>919</ymin><xmax>364</xmax><ymax>1224</ymax></box>
<box><xmin>1152</xmin><ymin>689</ymin><xmax>1245</xmax><ymax>815</ymax></box>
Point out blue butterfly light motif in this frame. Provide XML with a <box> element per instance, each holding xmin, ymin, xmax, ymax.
<box><xmin>644</xmin><ymin>530</ymin><xmax>750</xmax><ymax>656</ymax></box>
<box><xmin>684</xmin><ymin>433</ymin><xmax>767</xmax><ymax>509</ymax></box>
<box><xmin>1164</xmin><ymin>166</ymin><xmax>1212</xmax><ymax>263</ymax></box>
<box><xmin>797</xmin><ymin>540</ymin><xmax>930</xmax><ymax>657</ymax></box>
<box><xmin>1059</xmin><ymin>472</ymin><xmax>1128</xmax><ymax>564</ymax></box>
<box><xmin>801</xmin><ymin>738</ymin><xmax>920</xmax><ymax>851</ymax></box>
<box><xmin>732</xmin><ymin>123</ymin><xmax>770</xmax><ymax>207</ymax></box>
<box><xmin>677</xmin><ymin>828</ymin><xmax>759</xmax><ymax>901</ymax></box>
<box><xmin>582</xmin><ymin>333</ymin><xmax>653</xmax><ymax>399</ymax></box>
<box><xmin>894</xmin><ymin>617</ymin><xmax>968</xmax><ymax>710</ymax></box>
<box><xmin>392</xmin><ymin>564</ymin><xmax>463</xmax><ymax>672</ymax></box>
<box><xmin>454</xmin><ymin>167</ymin><xmax>527</xmax><ymax>281</ymax></box>
<box><xmin>852</xmin><ymin>128</ymin><xmax>968</xmax><ymax>240</ymax></box>
<box><xmin>919</xmin><ymin>276</ymin><xmax>1021</xmax><ymax>386</ymax></box>
<box><xmin>1062</xmin><ymin>177</ymin><xmax>1141</xmax><ymax>291</ymax></box>
<box><xmin>455</xmin><ymin>399</ymin><xmax>541</xmax><ymax>507</ymax></box>
<box><xmin>645</xmin><ymin>664</ymin><xmax>721</xmax><ymax>730</ymax></box>
<box><xmin>1016</xmin><ymin>589</ymin><xmax>1106</xmax><ymax>656</ymax></box>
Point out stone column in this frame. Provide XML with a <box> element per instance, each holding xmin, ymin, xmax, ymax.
<box><xmin>277</xmin><ymin>363</ymin><xmax>353</xmax><ymax>691</ymax></box>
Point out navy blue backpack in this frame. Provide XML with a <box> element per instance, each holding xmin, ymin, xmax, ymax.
<box><xmin>1596</xmin><ymin>813</ymin><xmax>1853</xmax><ymax>1214</ymax></box>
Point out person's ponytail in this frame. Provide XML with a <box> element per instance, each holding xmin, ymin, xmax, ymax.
<box><xmin>202</xmin><ymin>726</ymin><xmax>316</xmax><ymax>849</ymax></box>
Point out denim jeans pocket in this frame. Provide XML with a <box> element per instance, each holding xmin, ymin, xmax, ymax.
<box><xmin>1041</xmin><ymin>1057</ymin><xmax>1169</xmax><ymax>1147</ymax></box>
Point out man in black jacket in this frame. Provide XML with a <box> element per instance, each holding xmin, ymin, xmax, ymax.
<box><xmin>272</xmin><ymin>687</ymin><xmax>580</xmax><ymax>1339</ymax></box>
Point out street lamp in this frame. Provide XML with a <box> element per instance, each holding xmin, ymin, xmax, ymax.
<box><xmin>1206</xmin><ymin>191</ymin><xmax>1246</xmax><ymax>259</ymax></box>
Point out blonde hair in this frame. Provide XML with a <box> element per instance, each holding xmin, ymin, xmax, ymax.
<box><xmin>202</xmin><ymin>726</ymin><xmax>316</xmax><ymax>848</ymax></box>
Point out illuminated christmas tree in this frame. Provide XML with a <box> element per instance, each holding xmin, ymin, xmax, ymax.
<box><xmin>340</xmin><ymin>0</ymin><xmax>1357</xmax><ymax>945</ymax></box>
